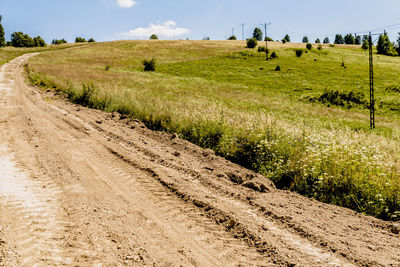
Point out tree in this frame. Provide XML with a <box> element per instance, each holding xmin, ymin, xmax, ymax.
<box><xmin>315</xmin><ymin>38</ymin><xmax>321</xmax><ymax>43</ymax></box>
<box><xmin>344</xmin><ymin>34</ymin><xmax>355</xmax><ymax>45</ymax></box>
<box><xmin>150</xmin><ymin>34</ymin><xmax>158</xmax><ymax>40</ymax></box>
<box><xmin>75</xmin><ymin>37</ymin><xmax>86</xmax><ymax>43</ymax></box>
<box><xmin>377</xmin><ymin>33</ymin><xmax>398</xmax><ymax>56</ymax></box>
<box><xmin>52</xmin><ymin>39</ymin><xmax>67</xmax><ymax>45</ymax></box>
<box><xmin>264</xmin><ymin>37</ymin><xmax>273</xmax><ymax>42</ymax></box>
<box><xmin>282</xmin><ymin>34</ymin><xmax>290</xmax><ymax>43</ymax></box>
<box><xmin>33</xmin><ymin>36</ymin><xmax>46</xmax><ymax>47</ymax></box>
<box><xmin>396</xmin><ymin>32</ymin><xmax>400</xmax><ymax>56</ymax></box>
<box><xmin>361</xmin><ymin>38</ymin><xmax>369</xmax><ymax>50</ymax></box>
<box><xmin>0</xmin><ymin>15</ymin><xmax>5</xmax><ymax>47</ymax></box>
<box><xmin>355</xmin><ymin>35</ymin><xmax>361</xmax><ymax>45</ymax></box>
<box><xmin>11</xmin><ymin>32</ymin><xmax>35</xmax><ymax>47</ymax></box>
<box><xmin>334</xmin><ymin>34</ymin><xmax>344</xmax><ymax>44</ymax></box>
<box><xmin>253</xmin><ymin>27</ymin><xmax>263</xmax><ymax>41</ymax></box>
<box><xmin>302</xmin><ymin>36</ymin><xmax>309</xmax><ymax>43</ymax></box>
<box><xmin>323</xmin><ymin>37</ymin><xmax>330</xmax><ymax>44</ymax></box>
<box><xmin>228</xmin><ymin>35</ymin><xmax>237</xmax><ymax>40</ymax></box>
<box><xmin>88</xmin><ymin>38</ymin><xmax>96</xmax><ymax>42</ymax></box>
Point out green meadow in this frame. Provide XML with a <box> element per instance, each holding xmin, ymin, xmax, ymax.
<box><xmin>25</xmin><ymin>40</ymin><xmax>400</xmax><ymax>220</ymax></box>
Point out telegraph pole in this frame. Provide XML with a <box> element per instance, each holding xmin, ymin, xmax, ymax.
<box><xmin>260</xmin><ymin>22</ymin><xmax>271</xmax><ymax>60</ymax></box>
<box><xmin>368</xmin><ymin>32</ymin><xmax>375</xmax><ymax>129</ymax></box>
<box><xmin>240</xmin><ymin>24</ymin><xmax>246</xmax><ymax>41</ymax></box>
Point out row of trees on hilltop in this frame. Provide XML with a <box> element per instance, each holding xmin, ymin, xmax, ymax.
<box><xmin>0</xmin><ymin>14</ymin><xmax>96</xmax><ymax>48</ymax></box>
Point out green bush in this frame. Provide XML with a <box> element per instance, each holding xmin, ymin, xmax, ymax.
<box><xmin>308</xmin><ymin>90</ymin><xmax>368</xmax><ymax>108</ymax></box>
<box><xmin>306</xmin><ymin>43</ymin><xmax>312</xmax><ymax>50</ymax></box>
<box><xmin>270</xmin><ymin>51</ymin><xmax>278</xmax><ymax>59</ymax></box>
<box><xmin>143</xmin><ymin>58</ymin><xmax>156</xmax><ymax>71</ymax></box>
<box><xmin>362</xmin><ymin>38</ymin><xmax>369</xmax><ymax>50</ymax></box>
<box><xmin>11</xmin><ymin>32</ymin><xmax>35</xmax><ymax>47</ymax></box>
<box><xmin>52</xmin><ymin>39</ymin><xmax>67</xmax><ymax>45</ymax></box>
<box><xmin>275</xmin><ymin>65</ymin><xmax>281</xmax><ymax>71</ymax></box>
<box><xmin>228</xmin><ymin>35</ymin><xmax>237</xmax><ymax>40</ymax></box>
<box><xmin>315</xmin><ymin>38</ymin><xmax>321</xmax><ymax>44</ymax></box>
<box><xmin>282</xmin><ymin>34</ymin><xmax>290</xmax><ymax>43</ymax></box>
<box><xmin>33</xmin><ymin>36</ymin><xmax>46</xmax><ymax>47</ymax></box>
<box><xmin>295</xmin><ymin>49</ymin><xmax>304</xmax><ymax>57</ymax></box>
<box><xmin>302</xmin><ymin>36</ymin><xmax>309</xmax><ymax>43</ymax></box>
<box><xmin>246</xmin><ymin>38</ymin><xmax>258</xmax><ymax>48</ymax></box>
<box><xmin>75</xmin><ymin>37</ymin><xmax>86</xmax><ymax>43</ymax></box>
<box><xmin>150</xmin><ymin>34</ymin><xmax>158</xmax><ymax>40</ymax></box>
<box><xmin>264</xmin><ymin>37</ymin><xmax>273</xmax><ymax>42</ymax></box>
<box><xmin>281</xmin><ymin>39</ymin><xmax>286</xmax><ymax>44</ymax></box>
<box><xmin>257</xmin><ymin>46</ymin><xmax>266</xmax><ymax>52</ymax></box>
<box><xmin>317</xmin><ymin>45</ymin><xmax>322</xmax><ymax>50</ymax></box>
<box><xmin>323</xmin><ymin>37</ymin><xmax>330</xmax><ymax>44</ymax></box>
<box><xmin>88</xmin><ymin>38</ymin><xmax>96</xmax><ymax>43</ymax></box>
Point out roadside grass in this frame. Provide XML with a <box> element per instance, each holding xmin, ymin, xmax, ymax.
<box><xmin>26</xmin><ymin>40</ymin><xmax>400</xmax><ymax>220</ymax></box>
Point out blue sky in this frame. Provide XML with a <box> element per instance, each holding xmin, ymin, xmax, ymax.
<box><xmin>1</xmin><ymin>0</ymin><xmax>400</xmax><ymax>43</ymax></box>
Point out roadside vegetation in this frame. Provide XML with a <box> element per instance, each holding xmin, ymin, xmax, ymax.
<box><xmin>26</xmin><ymin>40</ymin><xmax>400</xmax><ymax>221</ymax></box>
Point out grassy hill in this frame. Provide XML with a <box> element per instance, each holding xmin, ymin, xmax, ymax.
<box><xmin>26</xmin><ymin>40</ymin><xmax>400</xmax><ymax>220</ymax></box>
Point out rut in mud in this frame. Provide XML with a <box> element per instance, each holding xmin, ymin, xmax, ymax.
<box><xmin>0</xmin><ymin>54</ymin><xmax>399</xmax><ymax>266</ymax></box>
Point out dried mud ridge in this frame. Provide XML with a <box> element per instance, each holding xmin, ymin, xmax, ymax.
<box><xmin>0</xmin><ymin>54</ymin><xmax>399</xmax><ymax>266</ymax></box>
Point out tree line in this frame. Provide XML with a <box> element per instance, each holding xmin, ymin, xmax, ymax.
<box><xmin>0</xmin><ymin>15</ymin><xmax>95</xmax><ymax>48</ymax></box>
<box><xmin>227</xmin><ymin>27</ymin><xmax>400</xmax><ymax>57</ymax></box>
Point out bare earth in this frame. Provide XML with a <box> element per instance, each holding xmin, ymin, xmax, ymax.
<box><xmin>0</xmin><ymin>54</ymin><xmax>399</xmax><ymax>266</ymax></box>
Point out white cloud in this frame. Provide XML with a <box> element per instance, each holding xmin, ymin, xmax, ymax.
<box><xmin>117</xmin><ymin>0</ymin><xmax>136</xmax><ymax>8</ymax></box>
<box><xmin>119</xmin><ymin>21</ymin><xmax>190</xmax><ymax>38</ymax></box>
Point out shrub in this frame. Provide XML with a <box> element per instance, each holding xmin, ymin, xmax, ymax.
<box><xmin>75</xmin><ymin>37</ymin><xmax>86</xmax><ymax>43</ymax></box>
<box><xmin>295</xmin><ymin>49</ymin><xmax>304</xmax><ymax>57</ymax></box>
<box><xmin>150</xmin><ymin>34</ymin><xmax>158</xmax><ymax>40</ymax></box>
<box><xmin>0</xmin><ymin>15</ymin><xmax>5</xmax><ymax>47</ymax></box>
<box><xmin>228</xmin><ymin>35</ymin><xmax>237</xmax><ymax>40</ymax></box>
<box><xmin>344</xmin><ymin>33</ymin><xmax>355</xmax><ymax>45</ymax></box>
<box><xmin>317</xmin><ymin>45</ymin><xmax>322</xmax><ymax>50</ymax></box>
<box><xmin>88</xmin><ymin>38</ymin><xmax>96</xmax><ymax>43</ymax></box>
<box><xmin>257</xmin><ymin>46</ymin><xmax>266</xmax><ymax>52</ymax></box>
<box><xmin>377</xmin><ymin>34</ymin><xmax>398</xmax><ymax>56</ymax></box>
<box><xmin>309</xmin><ymin>90</ymin><xmax>368</xmax><ymax>108</ymax></box>
<box><xmin>302</xmin><ymin>36</ymin><xmax>309</xmax><ymax>43</ymax></box>
<box><xmin>253</xmin><ymin>27</ymin><xmax>263</xmax><ymax>41</ymax></box>
<box><xmin>11</xmin><ymin>32</ymin><xmax>35</xmax><ymax>47</ymax></box>
<box><xmin>264</xmin><ymin>37</ymin><xmax>273</xmax><ymax>42</ymax></box>
<box><xmin>270</xmin><ymin>51</ymin><xmax>278</xmax><ymax>59</ymax></box>
<box><xmin>282</xmin><ymin>39</ymin><xmax>286</xmax><ymax>44</ymax></box>
<box><xmin>306</xmin><ymin>43</ymin><xmax>312</xmax><ymax>50</ymax></box>
<box><xmin>275</xmin><ymin>65</ymin><xmax>281</xmax><ymax>71</ymax></box>
<box><xmin>33</xmin><ymin>36</ymin><xmax>46</xmax><ymax>47</ymax></box>
<box><xmin>282</xmin><ymin>34</ymin><xmax>290</xmax><ymax>43</ymax></box>
<box><xmin>334</xmin><ymin>34</ymin><xmax>344</xmax><ymax>44</ymax></box>
<box><xmin>246</xmin><ymin>38</ymin><xmax>258</xmax><ymax>48</ymax></box>
<box><xmin>361</xmin><ymin>38</ymin><xmax>369</xmax><ymax>50</ymax></box>
<box><xmin>323</xmin><ymin>37</ymin><xmax>330</xmax><ymax>44</ymax></box>
<box><xmin>143</xmin><ymin>58</ymin><xmax>156</xmax><ymax>71</ymax></box>
<box><xmin>315</xmin><ymin>38</ymin><xmax>321</xmax><ymax>43</ymax></box>
<box><xmin>105</xmin><ymin>65</ymin><xmax>110</xmax><ymax>71</ymax></box>
<box><xmin>52</xmin><ymin>39</ymin><xmax>67</xmax><ymax>45</ymax></box>
<box><xmin>329</xmin><ymin>44</ymin><xmax>335</xmax><ymax>48</ymax></box>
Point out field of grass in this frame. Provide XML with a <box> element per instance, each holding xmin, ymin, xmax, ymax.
<box><xmin>26</xmin><ymin>40</ymin><xmax>400</xmax><ymax>220</ymax></box>
<box><xmin>0</xmin><ymin>43</ymin><xmax>84</xmax><ymax>66</ymax></box>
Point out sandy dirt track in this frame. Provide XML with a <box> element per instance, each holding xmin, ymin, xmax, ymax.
<box><xmin>0</xmin><ymin>54</ymin><xmax>399</xmax><ymax>266</ymax></box>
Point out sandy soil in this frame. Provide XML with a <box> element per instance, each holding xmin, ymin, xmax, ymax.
<box><xmin>0</xmin><ymin>54</ymin><xmax>399</xmax><ymax>266</ymax></box>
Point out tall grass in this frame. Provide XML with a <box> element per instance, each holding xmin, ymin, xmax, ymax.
<box><xmin>27</xmin><ymin>40</ymin><xmax>400</xmax><ymax>220</ymax></box>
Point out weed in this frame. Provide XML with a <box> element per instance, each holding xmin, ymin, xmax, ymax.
<box><xmin>143</xmin><ymin>58</ymin><xmax>156</xmax><ymax>72</ymax></box>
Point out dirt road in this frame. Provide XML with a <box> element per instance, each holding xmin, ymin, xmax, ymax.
<box><xmin>0</xmin><ymin>54</ymin><xmax>399</xmax><ymax>266</ymax></box>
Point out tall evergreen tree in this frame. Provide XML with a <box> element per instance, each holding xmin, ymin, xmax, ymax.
<box><xmin>377</xmin><ymin>33</ymin><xmax>397</xmax><ymax>56</ymax></box>
<box><xmin>302</xmin><ymin>36</ymin><xmax>309</xmax><ymax>43</ymax></box>
<box><xmin>282</xmin><ymin>34</ymin><xmax>290</xmax><ymax>43</ymax></box>
<box><xmin>344</xmin><ymin>34</ymin><xmax>355</xmax><ymax>45</ymax></box>
<box><xmin>323</xmin><ymin>37</ymin><xmax>330</xmax><ymax>44</ymax></box>
<box><xmin>355</xmin><ymin>35</ymin><xmax>361</xmax><ymax>45</ymax></box>
<box><xmin>0</xmin><ymin>15</ymin><xmax>5</xmax><ymax>47</ymax></box>
<box><xmin>334</xmin><ymin>34</ymin><xmax>344</xmax><ymax>44</ymax></box>
<box><xmin>253</xmin><ymin>27</ymin><xmax>263</xmax><ymax>41</ymax></box>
